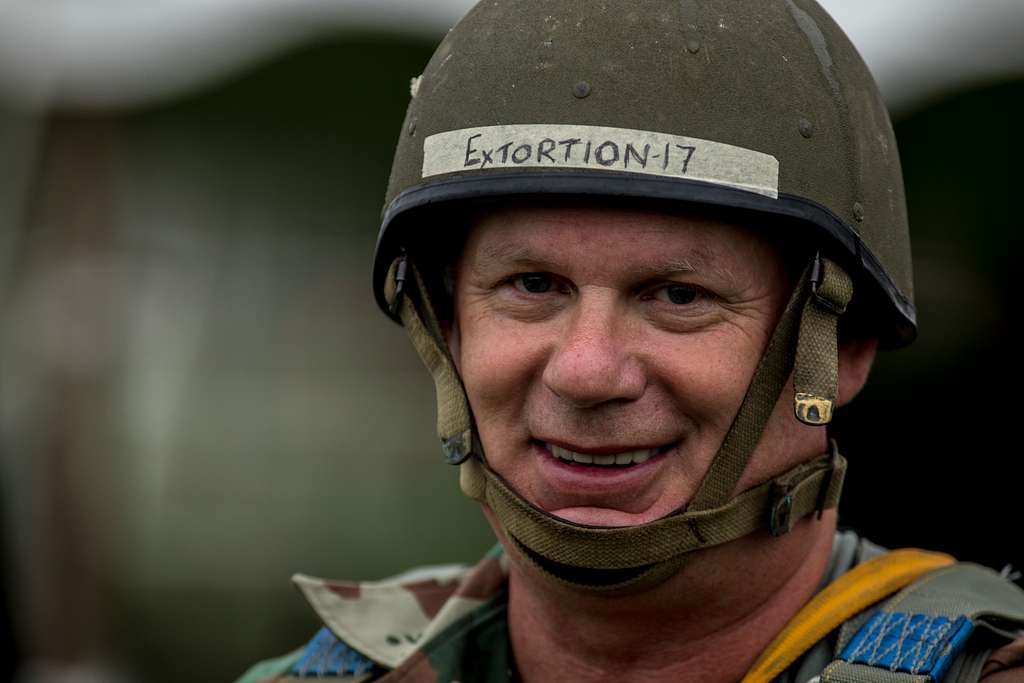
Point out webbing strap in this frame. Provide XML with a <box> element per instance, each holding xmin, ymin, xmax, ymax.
<box><xmin>741</xmin><ymin>550</ymin><xmax>956</xmax><ymax>683</ymax></box>
<box><xmin>462</xmin><ymin>449</ymin><xmax>845</xmax><ymax>570</ymax></box>
<box><xmin>504</xmin><ymin>534</ymin><xmax>689</xmax><ymax>595</ymax></box>
<box><xmin>687</xmin><ymin>264</ymin><xmax>812</xmax><ymax>511</ymax></box>
<box><xmin>384</xmin><ymin>257</ymin><xmax>475</xmax><ymax>464</ymax></box>
<box><xmin>794</xmin><ymin>256</ymin><xmax>854</xmax><ymax>426</ymax></box>
<box><xmin>689</xmin><ymin>254</ymin><xmax>851</xmax><ymax>511</ymax></box>
<box><xmin>825</xmin><ymin>562</ymin><xmax>1024</xmax><ymax>683</ymax></box>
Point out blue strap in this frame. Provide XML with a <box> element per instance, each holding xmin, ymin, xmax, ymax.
<box><xmin>290</xmin><ymin>627</ymin><xmax>386</xmax><ymax>679</ymax></box>
<box><xmin>838</xmin><ymin>612</ymin><xmax>975</xmax><ymax>681</ymax></box>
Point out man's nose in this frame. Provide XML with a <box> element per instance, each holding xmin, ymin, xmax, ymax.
<box><xmin>541</xmin><ymin>295</ymin><xmax>646</xmax><ymax>408</ymax></box>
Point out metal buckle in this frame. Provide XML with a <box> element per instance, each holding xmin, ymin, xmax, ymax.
<box><xmin>795</xmin><ymin>392</ymin><xmax>835</xmax><ymax>426</ymax></box>
<box><xmin>442</xmin><ymin>435</ymin><xmax>472</xmax><ymax>465</ymax></box>
<box><xmin>809</xmin><ymin>252</ymin><xmax>847</xmax><ymax>315</ymax></box>
<box><xmin>815</xmin><ymin>439</ymin><xmax>841</xmax><ymax>519</ymax></box>
<box><xmin>389</xmin><ymin>253</ymin><xmax>409</xmax><ymax>317</ymax></box>
<box><xmin>769</xmin><ymin>486</ymin><xmax>794</xmax><ymax>537</ymax></box>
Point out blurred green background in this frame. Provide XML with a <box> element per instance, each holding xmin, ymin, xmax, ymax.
<box><xmin>0</xmin><ymin>5</ymin><xmax>1021</xmax><ymax>682</ymax></box>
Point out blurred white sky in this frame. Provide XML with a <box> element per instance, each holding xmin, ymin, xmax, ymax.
<box><xmin>1</xmin><ymin>0</ymin><xmax>1022</xmax><ymax>112</ymax></box>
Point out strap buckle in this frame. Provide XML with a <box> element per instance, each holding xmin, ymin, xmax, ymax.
<box><xmin>769</xmin><ymin>485</ymin><xmax>795</xmax><ymax>537</ymax></box>
<box><xmin>388</xmin><ymin>252</ymin><xmax>409</xmax><ymax>317</ymax></box>
<box><xmin>442</xmin><ymin>434</ymin><xmax>472</xmax><ymax>465</ymax></box>
<box><xmin>769</xmin><ymin>443</ymin><xmax>842</xmax><ymax>536</ymax></box>
<box><xmin>809</xmin><ymin>252</ymin><xmax>848</xmax><ymax>316</ymax></box>
<box><xmin>815</xmin><ymin>439</ymin><xmax>841</xmax><ymax>520</ymax></box>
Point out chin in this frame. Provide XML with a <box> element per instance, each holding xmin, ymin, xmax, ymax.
<box><xmin>548</xmin><ymin>506</ymin><xmax>650</xmax><ymax>527</ymax></box>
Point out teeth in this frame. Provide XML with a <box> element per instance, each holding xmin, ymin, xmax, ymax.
<box><xmin>572</xmin><ymin>451</ymin><xmax>593</xmax><ymax>464</ymax></box>
<box><xmin>548</xmin><ymin>444</ymin><xmax>658</xmax><ymax>466</ymax></box>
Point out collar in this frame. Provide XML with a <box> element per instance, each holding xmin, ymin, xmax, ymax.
<box><xmin>292</xmin><ymin>546</ymin><xmax>510</xmax><ymax>669</ymax></box>
<box><xmin>291</xmin><ymin>531</ymin><xmax>873</xmax><ymax>675</ymax></box>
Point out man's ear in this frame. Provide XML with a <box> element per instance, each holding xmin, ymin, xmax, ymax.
<box><xmin>837</xmin><ymin>335</ymin><xmax>878</xmax><ymax>406</ymax></box>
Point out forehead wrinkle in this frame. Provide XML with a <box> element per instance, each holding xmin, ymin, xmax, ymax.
<box><xmin>472</xmin><ymin>237</ymin><xmax>714</xmax><ymax>276</ymax></box>
<box><xmin>465</xmin><ymin>216</ymin><xmax>749</xmax><ymax>284</ymax></box>
<box><xmin>630</xmin><ymin>258</ymin><xmax>697</xmax><ymax>279</ymax></box>
<box><xmin>474</xmin><ymin>241</ymin><xmax>536</xmax><ymax>268</ymax></box>
<box><xmin>467</xmin><ymin>242</ymin><xmax>550</xmax><ymax>280</ymax></box>
<box><xmin>682</xmin><ymin>244</ymin><xmax>738</xmax><ymax>283</ymax></box>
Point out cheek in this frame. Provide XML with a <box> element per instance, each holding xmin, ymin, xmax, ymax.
<box><xmin>457</xmin><ymin>316</ymin><xmax>547</xmax><ymax>430</ymax></box>
<box><xmin>656</xmin><ymin>330</ymin><xmax>763</xmax><ymax>432</ymax></box>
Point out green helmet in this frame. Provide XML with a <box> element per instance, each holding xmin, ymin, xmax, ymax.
<box><xmin>373</xmin><ymin>0</ymin><xmax>913</xmax><ymax>592</ymax></box>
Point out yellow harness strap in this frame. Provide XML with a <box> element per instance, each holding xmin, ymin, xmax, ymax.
<box><xmin>741</xmin><ymin>549</ymin><xmax>956</xmax><ymax>683</ymax></box>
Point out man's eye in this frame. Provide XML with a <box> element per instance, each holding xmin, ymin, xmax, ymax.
<box><xmin>654</xmin><ymin>284</ymin><xmax>699</xmax><ymax>305</ymax></box>
<box><xmin>514</xmin><ymin>273</ymin><xmax>554</xmax><ymax>294</ymax></box>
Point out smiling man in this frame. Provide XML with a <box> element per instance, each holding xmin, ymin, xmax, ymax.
<box><xmin>443</xmin><ymin>203</ymin><xmax>867</xmax><ymax>681</ymax></box>
<box><xmin>238</xmin><ymin>2</ymin><xmax>1024</xmax><ymax>682</ymax></box>
<box><xmin>452</xmin><ymin>205</ymin><xmax>825</xmax><ymax>531</ymax></box>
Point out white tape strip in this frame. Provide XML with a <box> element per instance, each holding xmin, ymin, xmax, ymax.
<box><xmin>423</xmin><ymin>124</ymin><xmax>778</xmax><ymax>199</ymax></box>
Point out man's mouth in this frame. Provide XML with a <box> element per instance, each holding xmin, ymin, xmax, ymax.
<box><xmin>528</xmin><ymin>440</ymin><xmax>680</xmax><ymax>520</ymax></box>
<box><xmin>545</xmin><ymin>443</ymin><xmax>661</xmax><ymax>467</ymax></box>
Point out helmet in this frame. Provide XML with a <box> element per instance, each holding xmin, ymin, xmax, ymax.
<box><xmin>372</xmin><ymin>0</ymin><xmax>913</xmax><ymax>592</ymax></box>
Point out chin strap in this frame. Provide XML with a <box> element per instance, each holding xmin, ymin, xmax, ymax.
<box><xmin>384</xmin><ymin>254</ymin><xmax>476</xmax><ymax>465</ymax></box>
<box><xmin>687</xmin><ymin>253</ymin><xmax>853</xmax><ymax>514</ymax></box>
<box><xmin>794</xmin><ymin>256</ymin><xmax>852</xmax><ymax>426</ymax></box>
<box><xmin>386</xmin><ymin>251</ymin><xmax>853</xmax><ymax>593</ymax></box>
<box><xmin>462</xmin><ymin>444</ymin><xmax>846</xmax><ymax>592</ymax></box>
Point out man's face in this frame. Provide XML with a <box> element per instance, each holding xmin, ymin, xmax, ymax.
<box><xmin>449</xmin><ymin>203</ymin><xmax>817</xmax><ymax>528</ymax></box>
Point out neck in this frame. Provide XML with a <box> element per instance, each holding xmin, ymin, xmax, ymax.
<box><xmin>507</xmin><ymin>511</ymin><xmax>837</xmax><ymax>683</ymax></box>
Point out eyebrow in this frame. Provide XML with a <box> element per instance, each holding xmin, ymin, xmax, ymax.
<box><xmin>472</xmin><ymin>242</ymin><xmax>710</xmax><ymax>279</ymax></box>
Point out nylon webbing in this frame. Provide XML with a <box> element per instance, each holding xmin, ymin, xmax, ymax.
<box><xmin>794</xmin><ymin>257</ymin><xmax>854</xmax><ymax>426</ymax></box>
<box><xmin>741</xmin><ymin>550</ymin><xmax>956</xmax><ymax>683</ymax></box>
<box><xmin>686</xmin><ymin>265</ymin><xmax>812</xmax><ymax>511</ymax></box>
<box><xmin>690</xmin><ymin>255</ymin><xmax>852</xmax><ymax>511</ymax></box>
<box><xmin>384</xmin><ymin>257</ymin><xmax>475</xmax><ymax>464</ymax></box>
<box><xmin>506</xmin><ymin>535</ymin><xmax>688</xmax><ymax>595</ymax></box>
<box><xmin>463</xmin><ymin>449</ymin><xmax>845</xmax><ymax>570</ymax></box>
<box><xmin>823</xmin><ymin>562</ymin><xmax>1024</xmax><ymax>683</ymax></box>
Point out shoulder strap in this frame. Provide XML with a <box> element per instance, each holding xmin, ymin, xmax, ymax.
<box><xmin>823</xmin><ymin>563</ymin><xmax>1024</xmax><ymax>683</ymax></box>
<box><xmin>742</xmin><ymin>549</ymin><xmax>955</xmax><ymax>683</ymax></box>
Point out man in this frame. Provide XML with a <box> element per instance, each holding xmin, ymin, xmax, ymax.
<box><xmin>239</xmin><ymin>1</ymin><xmax>1024</xmax><ymax>681</ymax></box>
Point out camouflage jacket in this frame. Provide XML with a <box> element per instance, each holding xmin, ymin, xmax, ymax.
<box><xmin>237</xmin><ymin>532</ymin><xmax>1024</xmax><ymax>683</ymax></box>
